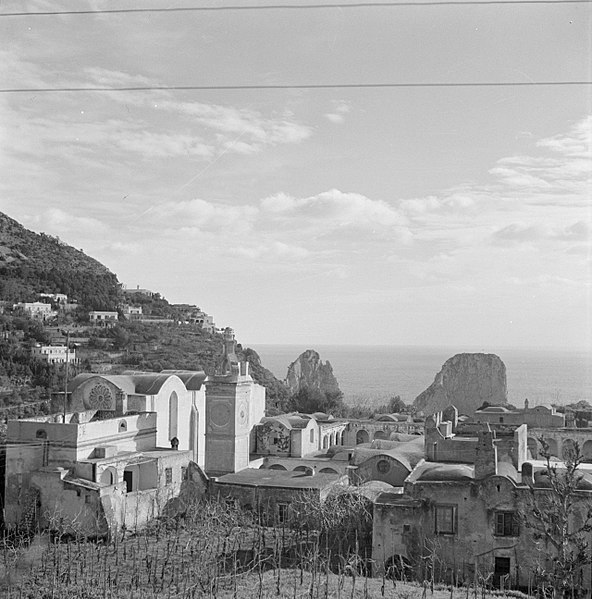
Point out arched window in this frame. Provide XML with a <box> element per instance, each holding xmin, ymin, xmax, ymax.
<box><xmin>100</xmin><ymin>468</ymin><xmax>116</xmax><ymax>486</ymax></box>
<box><xmin>119</xmin><ymin>420</ymin><xmax>127</xmax><ymax>432</ymax></box>
<box><xmin>169</xmin><ymin>391</ymin><xmax>178</xmax><ymax>441</ymax></box>
<box><xmin>356</xmin><ymin>430</ymin><xmax>369</xmax><ymax>444</ymax></box>
<box><xmin>36</xmin><ymin>429</ymin><xmax>47</xmax><ymax>439</ymax></box>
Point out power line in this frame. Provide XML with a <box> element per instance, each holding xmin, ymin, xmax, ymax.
<box><xmin>0</xmin><ymin>81</ymin><xmax>590</xmax><ymax>94</ymax></box>
<box><xmin>0</xmin><ymin>0</ymin><xmax>590</xmax><ymax>17</ymax></box>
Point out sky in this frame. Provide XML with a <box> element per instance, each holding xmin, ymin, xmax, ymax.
<box><xmin>0</xmin><ymin>0</ymin><xmax>590</xmax><ymax>349</ymax></box>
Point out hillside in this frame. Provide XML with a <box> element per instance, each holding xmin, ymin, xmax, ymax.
<box><xmin>0</xmin><ymin>211</ymin><xmax>119</xmax><ymax>310</ymax></box>
<box><xmin>0</xmin><ymin>211</ymin><xmax>289</xmax><ymax>412</ymax></box>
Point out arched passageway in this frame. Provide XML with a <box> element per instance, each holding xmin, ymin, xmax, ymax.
<box><xmin>356</xmin><ymin>430</ymin><xmax>369</xmax><ymax>444</ymax></box>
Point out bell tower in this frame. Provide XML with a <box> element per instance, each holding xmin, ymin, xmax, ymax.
<box><xmin>204</xmin><ymin>328</ymin><xmax>254</xmax><ymax>476</ymax></box>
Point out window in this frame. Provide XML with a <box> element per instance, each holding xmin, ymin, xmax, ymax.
<box><xmin>119</xmin><ymin>420</ymin><xmax>127</xmax><ymax>432</ymax></box>
<box><xmin>310</xmin><ymin>429</ymin><xmax>315</xmax><ymax>443</ymax></box>
<box><xmin>277</xmin><ymin>502</ymin><xmax>290</xmax><ymax>524</ymax></box>
<box><xmin>123</xmin><ymin>470</ymin><xmax>133</xmax><ymax>493</ymax></box>
<box><xmin>165</xmin><ymin>467</ymin><xmax>173</xmax><ymax>485</ymax></box>
<box><xmin>495</xmin><ymin>511</ymin><xmax>519</xmax><ymax>537</ymax></box>
<box><xmin>435</xmin><ymin>505</ymin><xmax>457</xmax><ymax>534</ymax></box>
<box><xmin>377</xmin><ymin>459</ymin><xmax>391</xmax><ymax>474</ymax></box>
<box><xmin>181</xmin><ymin>467</ymin><xmax>188</xmax><ymax>481</ymax></box>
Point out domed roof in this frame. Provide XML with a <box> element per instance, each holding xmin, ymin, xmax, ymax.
<box><xmin>310</xmin><ymin>412</ymin><xmax>333</xmax><ymax>421</ymax></box>
<box><xmin>414</xmin><ymin>462</ymin><xmax>474</xmax><ymax>482</ymax></box>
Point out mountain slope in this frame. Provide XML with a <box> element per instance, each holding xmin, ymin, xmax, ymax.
<box><xmin>0</xmin><ymin>211</ymin><xmax>120</xmax><ymax>309</ymax></box>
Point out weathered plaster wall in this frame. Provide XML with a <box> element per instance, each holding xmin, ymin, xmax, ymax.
<box><xmin>7</xmin><ymin>413</ymin><xmax>157</xmax><ymax>462</ymax></box>
<box><xmin>255</xmin><ymin>421</ymin><xmax>291</xmax><ymax>456</ymax></box>
<box><xmin>30</xmin><ymin>470</ymin><xmax>107</xmax><ymax>536</ymax></box>
<box><xmin>4</xmin><ymin>444</ymin><xmax>44</xmax><ymax>525</ymax></box>
<box><xmin>343</xmin><ymin>421</ymin><xmax>422</xmax><ymax>446</ymax></box>
<box><xmin>529</xmin><ymin>428</ymin><xmax>592</xmax><ymax>460</ymax></box>
<box><xmin>372</xmin><ymin>476</ymin><xmax>592</xmax><ymax>591</ymax></box>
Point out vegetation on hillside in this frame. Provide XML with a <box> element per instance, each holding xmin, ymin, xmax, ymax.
<box><xmin>0</xmin><ymin>212</ymin><xmax>120</xmax><ymax>310</ymax></box>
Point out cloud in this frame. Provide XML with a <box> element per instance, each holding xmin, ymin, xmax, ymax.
<box><xmin>485</xmin><ymin>116</ymin><xmax>592</xmax><ymax>201</ymax></box>
<box><xmin>325</xmin><ymin>101</ymin><xmax>351</xmax><ymax>124</ymax></box>
<box><xmin>493</xmin><ymin>221</ymin><xmax>591</xmax><ymax>244</ymax></box>
<box><xmin>259</xmin><ymin>189</ymin><xmax>407</xmax><ymax>231</ymax></box>
<box><xmin>537</xmin><ymin>116</ymin><xmax>592</xmax><ymax>158</ymax></box>
<box><xmin>0</xmin><ymin>55</ymin><xmax>313</xmax><ymax>176</ymax></box>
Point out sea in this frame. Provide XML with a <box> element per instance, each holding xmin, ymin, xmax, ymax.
<box><xmin>251</xmin><ymin>345</ymin><xmax>592</xmax><ymax>409</ymax></box>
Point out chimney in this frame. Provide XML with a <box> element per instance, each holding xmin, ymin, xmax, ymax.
<box><xmin>521</xmin><ymin>462</ymin><xmax>534</xmax><ymax>485</ymax></box>
<box><xmin>475</xmin><ymin>428</ymin><xmax>497</xmax><ymax>479</ymax></box>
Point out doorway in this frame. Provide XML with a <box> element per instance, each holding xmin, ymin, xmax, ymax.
<box><xmin>494</xmin><ymin>557</ymin><xmax>511</xmax><ymax>588</ymax></box>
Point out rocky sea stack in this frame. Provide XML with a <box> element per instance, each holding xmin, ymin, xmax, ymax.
<box><xmin>285</xmin><ymin>349</ymin><xmax>341</xmax><ymax>397</ymax></box>
<box><xmin>414</xmin><ymin>352</ymin><xmax>507</xmax><ymax>415</ymax></box>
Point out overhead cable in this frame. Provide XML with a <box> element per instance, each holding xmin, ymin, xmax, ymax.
<box><xmin>0</xmin><ymin>81</ymin><xmax>590</xmax><ymax>94</ymax></box>
<box><xmin>1</xmin><ymin>0</ymin><xmax>590</xmax><ymax>17</ymax></box>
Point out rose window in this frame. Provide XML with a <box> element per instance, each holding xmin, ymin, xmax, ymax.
<box><xmin>88</xmin><ymin>383</ymin><xmax>114</xmax><ymax>409</ymax></box>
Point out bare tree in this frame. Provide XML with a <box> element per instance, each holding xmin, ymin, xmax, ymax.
<box><xmin>522</xmin><ymin>439</ymin><xmax>592</xmax><ymax>598</ymax></box>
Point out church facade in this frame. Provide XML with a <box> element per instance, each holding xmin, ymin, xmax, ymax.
<box><xmin>3</xmin><ymin>329</ymin><xmax>266</xmax><ymax>535</ymax></box>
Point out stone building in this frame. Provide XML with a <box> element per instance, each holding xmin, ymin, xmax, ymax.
<box><xmin>473</xmin><ymin>400</ymin><xmax>565</xmax><ymax>429</ymax></box>
<box><xmin>88</xmin><ymin>310</ymin><xmax>118</xmax><ymax>327</ymax></box>
<box><xmin>122</xmin><ymin>305</ymin><xmax>142</xmax><ymax>320</ymax></box>
<box><xmin>4</xmin><ymin>329</ymin><xmax>266</xmax><ymax>534</ymax></box>
<box><xmin>371</xmin><ymin>406</ymin><xmax>592</xmax><ymax>592</ymax></box>
<box><xmin>348</xmin><ymin>436</ymin><xmax>424</xmax><ymax>488</ymax></box>
<box><xmin>212</xmin><ymin>468</ymin><xmax>343</xmax><ymax>525</ymax></box>
<box><xmin>5</xmin><ymin>410</ymin><xmax>200</xmax><ymax>535</ymax></box>
<box><xmin>472</xmin><ymin>400</ymin><xmax>592</xmax><ymax>462</ymax></box>
<box><xmin>254</xmin><ymin>412</ymin><xmax>347</xmax><ymax>458</ymax></box>
<box><xmin>31</xmin><ymin>344</ymin><xmax>77</xmax><ymax>364</ymax></box>
<box><xmin>342</xmin><ymin>415</ymin><xmax>422</xmax><ymax>445</ymax></box>
<box><xmin>13</xmin><ymin>301</ymin><xmax>55</xmax><ymax>320</ymax></box>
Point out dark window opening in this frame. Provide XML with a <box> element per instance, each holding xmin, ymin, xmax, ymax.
<box><xmin>165</xmin><ymin>467</ymin><xmax>173</xmax><ymax>485</ymax></box>
<box><xmin>435</xmin><ymin>505</ymin><xmax>456</xmax><ymax>534</ymax></box>
<box><xmin>495</xmin><ymin>511</ymin><xmax>519</xmax><ymax>536</ymax></box>
<box><xmin>277</xmin><ymin>502</ymin><xmax>290</xmax><ymax>523</ymax></box>
<box><xmin>123</xmin><ymin>470</ymin><xmax>133</xmax><ymax>493</ymax></box>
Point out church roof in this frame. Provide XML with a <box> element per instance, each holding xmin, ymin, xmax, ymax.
<box><xmin>160</xmin><ymin>370</ymin><xmax>206</xmax><ymax>390</ymax></box>
<box><xmin>68</xmin><ymin>371</ymin><xmax>206</xmax><ymax>397</ymax></box>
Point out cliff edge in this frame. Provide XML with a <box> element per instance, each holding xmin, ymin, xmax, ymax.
<box><xmin>285</xmin><ymin>349</ymin><xmax>341</xmax><ymax>396</ymax></box>
<box><xmin>414</xmin><ymin>353</ymin><xmax>507</xmax><ymax>415</ymax></box>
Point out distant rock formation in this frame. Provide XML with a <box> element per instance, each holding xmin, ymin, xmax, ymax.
<box><xmin>285</xmin><ymin>350</ymin><xmax>341</xmax><ymax>396</ymax></box>
<box><xmin>414</xmin><ymin>353</ymin><xmax>507</xmax><ymax>416</ymax></box>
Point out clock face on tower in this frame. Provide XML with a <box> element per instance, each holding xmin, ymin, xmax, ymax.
<box><xmin>210</xmin><ymin>402</ymin><xmax>232</xmax><ymax>428</ymax></box>
<box><xmin>237</xmin><ymin>401</ymin><xmax>248</xmax><ymax>428</ymax></box>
